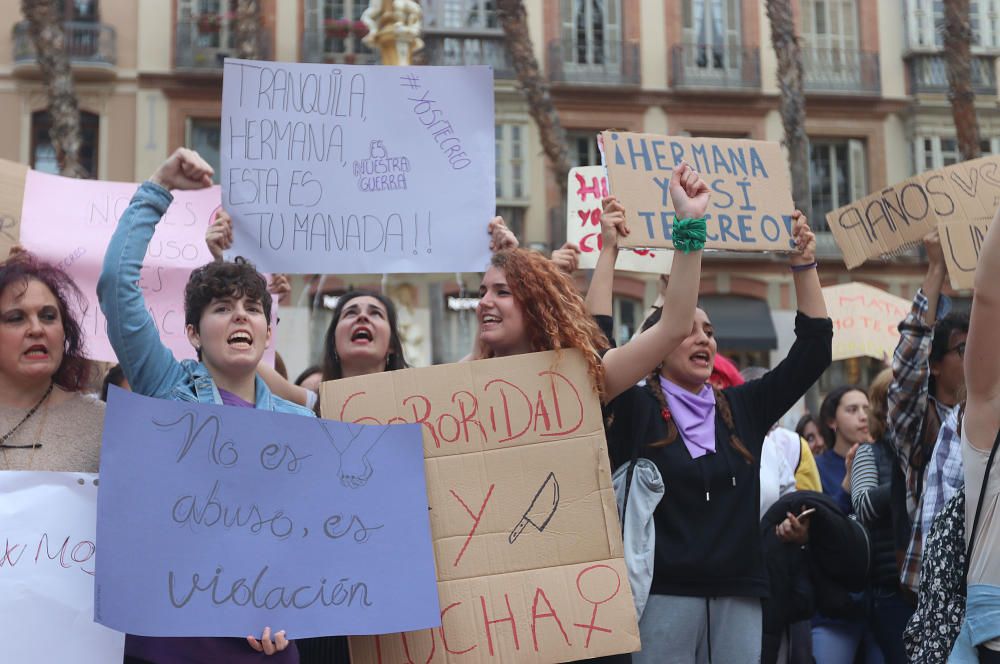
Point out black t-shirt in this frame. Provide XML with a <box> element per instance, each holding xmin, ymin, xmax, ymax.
<box><xmin>604</xmin><ymin>312</ymin><xmax>833</xmax><ymax>598</ymax></box>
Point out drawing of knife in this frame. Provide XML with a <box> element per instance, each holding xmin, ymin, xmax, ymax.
<box><xmin>509</xmin><ymin>471</ymin><xmax>560</xmax><ymax>544</ymax></box>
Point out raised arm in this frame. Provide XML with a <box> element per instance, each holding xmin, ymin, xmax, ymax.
<box><xmin>965</xmin><ymin>206</ymin><xmax>1000</xmax><ymax>450</ymax></box>
<box><xmin>584</xmin><ymin>195</ymin><xmax>625</xmax><ymax>318</ymax></box>
<box><xmin>887</xmin><ymin>232</ymin><xmax>950</xmax><ymax>461</ymax></box>
<box><xmin>601</xmin><ymin>163</ymin><xmax>705</xmax><ymax>402</ymax></box>
<box><xmin>97</xmin><ymin>148</ymin><xmax>214</xmax><ymax>398</ymax></box>
<box><xmin>788</xmin><ymin>210</ymin><xmax>826</xmax><ymax>319</ymax></box>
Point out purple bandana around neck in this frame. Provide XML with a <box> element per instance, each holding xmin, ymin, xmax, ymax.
<box><xmin>659</xmin><ymin>375</ymin><xmax>717</xmax><ymax>459</ymax></box>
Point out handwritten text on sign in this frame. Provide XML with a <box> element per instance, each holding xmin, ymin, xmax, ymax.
<box><xmin>0</xmin><ymin>472</ymin><xmax>125</xmax><ymax>664</ymax></box>
<box><xmin>0</xmin><ymin>158</ymin><xmax>27</xmax><ymax>257</ymax></box>
<box><xmin>567</xmin><ymin>166</ymin><xmax>673</xmax><ymax>273</ymax></box>
<box><xmin>822</xmin><ymin>282</ymin><xmax>910</xmax><ymax>362</ymax></box>
<box><xmin>16</xmin><ymin>171</ymin><xmax>263</xmax><ymax>363</ymax></box>
<box><xmin>322</xmin><ymin>351</ymin><xmax>640</xmax><ymax>663</ymax></box>
<box><xmin>221</xmin><ymin>59</ymin><xmax>495</xmax><ymax>274</ymax></box>
<box><xmin>95</xmin><ymin>388</ymin><xmax>438</xmax><ymax>638</ymax></box>
<box><xmin>601</xmin><ymin>131</ymin><xmax>796</xmax><ymax>252</ymax></box>
<box><xmin>826</xmin><ymin>155</ymin><xmax>1000</xmax><ymax>289</ymax></box>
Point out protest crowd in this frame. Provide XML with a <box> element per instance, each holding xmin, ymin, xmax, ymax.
<box><xmin>3</xmin><ymin>70</ymin><xmax>1000</xmax><ymax>664</ymax></box>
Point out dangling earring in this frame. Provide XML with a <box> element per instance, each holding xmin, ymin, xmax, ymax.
<box><xmin>385</xmin><ymin>354</ymin><xmax>392</xmax><ymax>369</ymax></box>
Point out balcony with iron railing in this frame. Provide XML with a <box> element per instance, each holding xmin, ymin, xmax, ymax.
<box><xmin>421</xmin><ymin>29</ymin><xmax>514</xmax><ymax>79</ymax></box>
<box><xmin>548</xmin><ymin>39</ymin><xmax>640</xmax><ymax>87</ymax></box>
<box><xmin>670</xmin><ymin>43</ymin><xmax>761</xmax><ymax>91</ymax></box>
<box><xmin>908</xmin><ymin>54</ymin><xmax>998</xmax><ymax>96</ymax></box>
<box><xmin>802</xmin><ymin>47</ymin><xmax>881</xmax><ymax>95</ymax></box>
<box><xmin>13</xmin><ymin>20</ymin><xmax>116</xmax><ymax>79</ymax></box>
<box><xmin>174</xmin><ymin>17</ymin><xmax>271</xmax><ymax>70</ymax></box>
<box><xmin>301</xmin><ymin>19</ymin><xmax>377</xmax><ymax>65</ymax></box>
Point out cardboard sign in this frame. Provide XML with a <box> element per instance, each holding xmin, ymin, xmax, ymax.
<box><xmin>221</xmin><ymin>59</ymin><xmax>495</xmax><ymax>274</ymax></box>
<box><xmin>0</xmin><ymin>471</ymin><xmax>125</xmax><ymax>664</ymax></box>
<box><xmin>95</xmin><ymin>388</ymin><xmax>438</xmax><ymax>637</ymax></box>
<box><xmin>321</xmin><ymin>350</ymin><xmax>640</xmax><ymax>663</ymax></box>
<box><xmin>567</xmin><ymin>166</ymin><xmax>673</xmax><ymax>273</ymax></box>
<box><xmin>822</xmin><ymin>282</ymin><xmax>910</xmax><ymax>362</ymax></box>
<box><xmin>826</xmin><ymin>155</ymin><xmax>1000</xmax><ymax>289</ymax></box>
<box><xmin>600</xmin><ymin>131</ymin><xmax>796</xmax><ymax>252</ymax></box>
<box><xmin>17</xmin><ymin>170</ymin><xmax>277</xmax><ymax>364</ymax></box>
<box><xmin>0</xmin><ymin>158</ymin><xmax>28</xmax><ymax>257</ymax></box>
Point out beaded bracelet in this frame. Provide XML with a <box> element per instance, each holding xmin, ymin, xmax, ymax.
<box><xmin>790</xmin><ymin>261</ymin><xmax>819</xmax><ymax>273</ymax></box>
<box><xmin>673</xmin><ymin>217</ymin><xmax>707</xmax><ymax>254</ymax></box>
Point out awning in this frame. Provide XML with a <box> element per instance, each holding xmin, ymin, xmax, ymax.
<box><xmin>698</xmin><ymin>295</ymin><xmax>777</xmax><ymax>351</ymax></box>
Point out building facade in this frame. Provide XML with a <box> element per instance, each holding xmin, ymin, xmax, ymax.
<box><xmin>0</xmin><ymin>0</ymin><xmax>992</xmax><ymax>387</ymax></box>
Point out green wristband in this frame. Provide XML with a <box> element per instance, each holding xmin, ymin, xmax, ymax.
<box><xmin>672</xmin><ymin>217</ymin><xmax>707</xmax><ymax>254</ymax></box>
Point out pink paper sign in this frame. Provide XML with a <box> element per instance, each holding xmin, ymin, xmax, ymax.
<box><xmin>19</xmin><ymin>171</ymin><xmax>275</xmax><ymax>364</ymax></box>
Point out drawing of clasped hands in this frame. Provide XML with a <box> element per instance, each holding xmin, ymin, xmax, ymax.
<box><xmin>319</xmin><ymin>421</ymin><xmax>386</xmax><ymax>489</ymax></box>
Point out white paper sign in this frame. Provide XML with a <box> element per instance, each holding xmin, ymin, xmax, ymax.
<box><xmin>567</xmin><ymin>166</ymin><xmax>673</xmax><ymax>273</ymax></box>
<box><xmin>221</xmin><ymin>59</ymin><xmax>495</xmax><ymax>274</ymax></box>
<box><xmin>0</xmin><ymin>471</ymin><xmax>125</xmax><ymax>663</ymax></box>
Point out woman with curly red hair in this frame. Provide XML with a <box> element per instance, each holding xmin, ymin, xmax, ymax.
<box><xmin>476</xmin><ymin>163</ymin><xmax>707</xmax><ymax>404</ymax></box>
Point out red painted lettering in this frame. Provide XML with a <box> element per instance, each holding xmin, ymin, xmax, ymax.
<box><xmin>484</xmin><ymin>379</ymin><xmax>532</xmax><ymax>443</ymax></box>
<box><xmin>440</xmin><ymin>601</ymin><xmax>477</xmax><ymax>655</ymax></box>
<box><xmin>403</xmin><ymin>394</ymin><xmax>440</xmax><ymax>448</ymax></box>
<box><xmin>449</xmin><ymin>484</ymin><xmax>495</xmax><ymax>567</ymax></box>
<box><xmin>401</xmin><ymin>629</ymin><xmax>436</xmax><ymax>664</ymax></box>
<box><xmin>572</xmin><ymin>564</ymin><xmax>621</xmax><ymax>647</ymax></box>
<box><xmin>452</xmin><ymin>390</ymin><xmax>486</xmax><ymax>445</ymax></box>
<box><xmin>480</xmin><ymin>593</ymin><xmax>520</xmax><ymax>656</ymax></box>
<box><xmin>339</xmin><ymin>392</ymin><xmax>383</xmax><ymax>425</ymax></box>
<box><xmin>538</xmin><ymin>371</ymin><xmax>585</xmax><ymax>437</ymax></box>
<box><xmin>531</xmin><ymin>587</ymin><xmax>571</xmax><ymax>651</ymax></box>
<box><xmin>532</xmin><ymin>390</ymin><xmax>552</xmax><ymax>432</ymax></box>
<box><xmin>574</xmin><ymin>173</ymin><xmax>608</xmax><ymax>201</ymax></box>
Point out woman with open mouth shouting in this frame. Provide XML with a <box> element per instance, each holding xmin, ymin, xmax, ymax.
<box><xmin>100</xmin><ymin>147</ymin><xmax>315</xmax><ymax>664</ymax></box>
<box><xmin>595</xmin><ymin>194</ymin><xmax>831</xmax><ymax>663</ymax></box>
<box><xmin>0</xmin><ymin>251</ymin><xmax>103</xmax><ymax>473</ymax></box>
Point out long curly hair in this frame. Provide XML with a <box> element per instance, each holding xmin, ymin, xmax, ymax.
<box><xmin>0</xmin><ymin>251</ymin><xmax>90</xmax><ymax>391</ymax></box>
<box><xmin>487</xmin><ymin>249</ymin><xmax>609</xmax><ymax>396</ymax></box>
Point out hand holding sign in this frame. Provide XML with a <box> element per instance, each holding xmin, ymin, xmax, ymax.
<box><xmin>206</xmin><ymin>208</ymin><xmax>234</xmax><ymax>260</ymax></box>
<box><xmin>151</xmin><ymin>147</ymin><xmax>215</xmax><ymax>191</ymax></box>
<box><xmin>601</xmin><ymin>196</ymin><xmax>629</xmax><ymax>251</ymax></box>
<box><xmin>488</xmin><ymin>215</ymin><xmax>519</xmax><ymax>252</ymax></box>
<box><xmin>790</xmin><ymin>210</ymin><xmax>817</xmax><ymax>266</ymax></box>
<box><xmin>551</xmin><ymin>242</ymin><xmax>581</xmax><ymax>273</ymax></box>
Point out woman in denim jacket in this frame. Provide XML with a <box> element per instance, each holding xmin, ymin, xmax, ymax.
<box><xmin>98</xmin><ymin>148</ymin><xmax>312</xmax><ymax>664</ymax></box>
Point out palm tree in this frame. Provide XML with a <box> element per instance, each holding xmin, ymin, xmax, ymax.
<box><xmin>235</xmin><ymin>0</ymin><xmax>261</xmax><ymax>60</ymax></box>
<box><xmin>765</xmin><ymin>0</ymin><xmax>810</xmax><ymax>216</ymax></box>
<box><xmin>21</xmin><ymin>0</ymin><xmax>88</xmax><ymax>178</ymax></box>
<box><xmin>496</xmin><ymin>0</ymin><xmax>572</xmax><ymax>200</ymax></box>
<box><xmin>943</xmin><ymin>0</ymin><xmax>982</xmax><ymax>161</ymax></box>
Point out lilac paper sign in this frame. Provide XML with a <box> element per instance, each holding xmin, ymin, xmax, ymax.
<box><xmin>95</xmin><ymin>388</ymin><xmax>439</xmax><ymax>638</ymax></box>
<box><xmin>221</xmin><ymin>59</ymin><xmax>494</xmax><ymax>274</ymax></box>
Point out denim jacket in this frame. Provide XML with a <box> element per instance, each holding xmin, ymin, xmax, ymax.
<box><xmin>949</xmin><ymin>584</ymin><xmax>1000</xmax><ymax>662</ymax></box>
<box><xmin>97</xmin><ymin>181</ymin><xmax>312</xmax><ymax>417</ymax></box>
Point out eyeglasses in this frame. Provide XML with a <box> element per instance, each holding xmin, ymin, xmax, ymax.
<box><xmin>947</xmin><ymin>341</ymin><xmax>966</xmax><ymax>358</ymax></box>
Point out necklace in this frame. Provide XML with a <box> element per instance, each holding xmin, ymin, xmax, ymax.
<box><xmin>0</xmin><ymin>383</ymin><xmax>54</xmax><ymax>469</ymax></box>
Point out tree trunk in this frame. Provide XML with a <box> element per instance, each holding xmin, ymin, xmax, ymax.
<box><xmin>21</xmin><ymin>0</ymin><xmax>88</xmax><ymax>179</ymax></box>
<box><xmin>235</xmin><ymin>0</ymin><xmax>260</xmax><ymax>60</ymax></box>
<box><xmin>496</xmin><ymin>0</ymin><xmax>571</xmax><ymax>200</ymax></box>
<box><xmin>943</xmin><ymin>0</ymin><xmax>982</xmax><ymax>161</ymax></box>
<box><xmin>765</xmin><ymin>0</ymin><xmax>810</xmax><ymax>217</ymax></box>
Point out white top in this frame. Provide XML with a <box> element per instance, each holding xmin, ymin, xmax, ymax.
<box><xmin>760</xmin><ymin>431</ymin><xmax>797</xmax><ymax>519</ymax></box>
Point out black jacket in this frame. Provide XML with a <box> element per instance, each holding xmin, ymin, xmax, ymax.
<box><xmin>760</xmin><ymin>491</ymin><xmax>872</xmax><ymax>663</ymax></box>
<box><xmin>604</xmin><ymin>313</ymin><xmax>833</xmax><ymax>598</ymax></box>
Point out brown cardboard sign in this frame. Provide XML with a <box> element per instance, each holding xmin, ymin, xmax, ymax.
<box><xmin>822</xmin><ymin>282</ymin><xmax>910</xmax><ymax>362</ymax></box>
<box><xmin>321</xmin><ymin>350</ymin><xmax>640</xmax><ymax>663</ymax></box>
<box><xmin>0</xmin><ymin>158</ymin><xmax>29</xmax><ymax>258</ymax></box>
<box><xmin>826</xmin><ymin>155</ymin><xmax>1000</xmax><ymax>288</ymax></box>
<box><xmin>600</xmin><ymin>131</ymin><xmax>796</xmax><ymax>252</ymax></box>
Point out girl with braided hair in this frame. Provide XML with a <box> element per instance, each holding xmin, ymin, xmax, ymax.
<box><xmin>599</xmin><ymin>194</ymin><xmax>832</xmax><ymax>663</ymax></box>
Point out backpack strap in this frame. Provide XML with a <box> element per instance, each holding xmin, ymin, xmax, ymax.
<box><xmin>966</xmin><ymin>426</ymin><xmax>1000</xmax><ymax>581</ymax></box>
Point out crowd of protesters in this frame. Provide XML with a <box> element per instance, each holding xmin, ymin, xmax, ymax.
<box><xmin>3</xmin><ymin>146</ymin><xmax>999</xmax><ymax>664</ymax></box>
